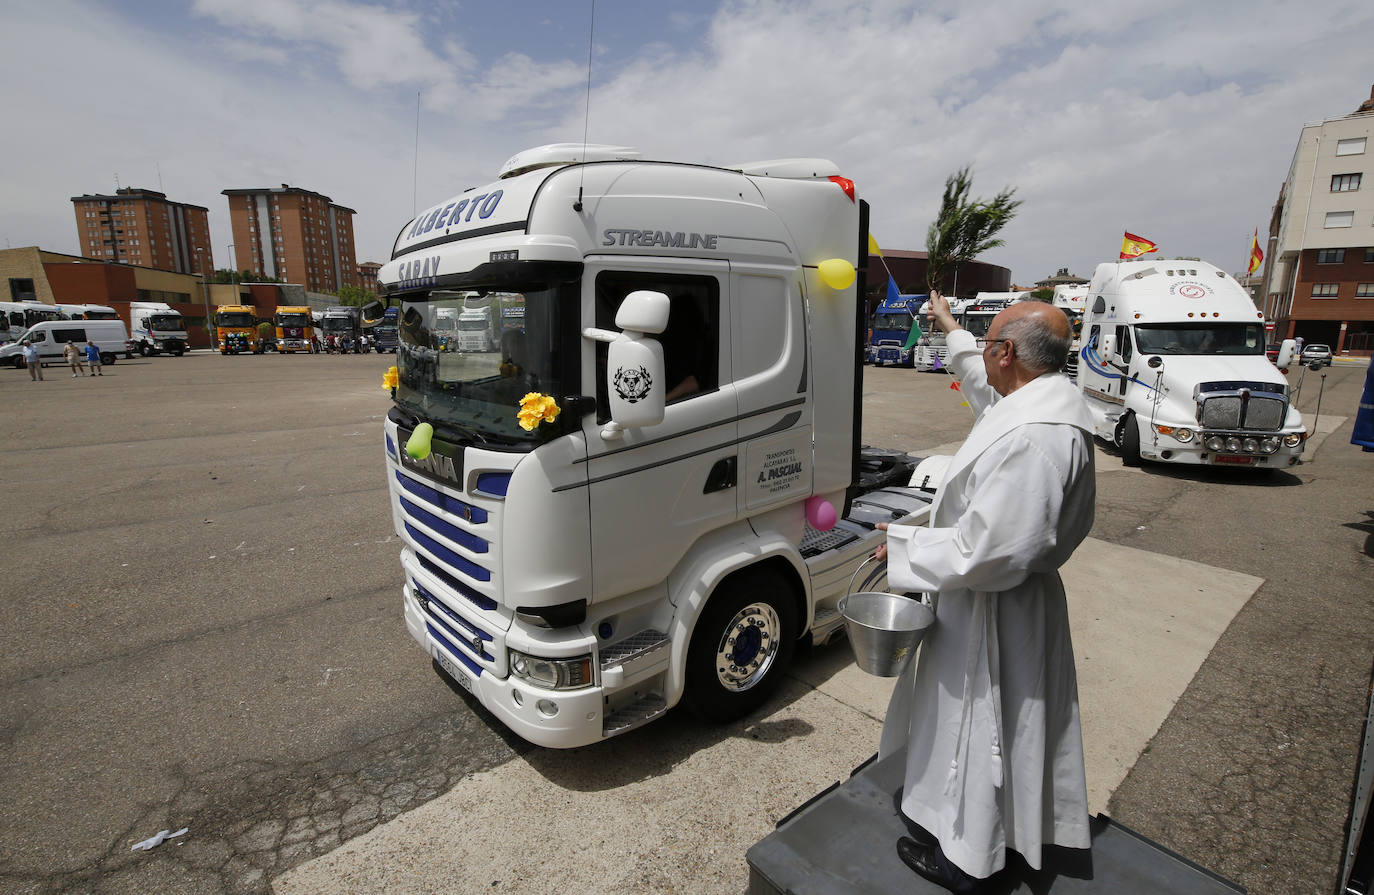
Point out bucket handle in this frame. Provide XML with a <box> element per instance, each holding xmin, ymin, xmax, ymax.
<box><xmin>846</xmin><ymin>552</ymin><xmax>888</xmax><ymax>599</ymax></box>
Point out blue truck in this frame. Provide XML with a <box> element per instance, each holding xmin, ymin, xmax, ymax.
<box><xmin>865</xmin><ymin>293</ymin><xmax>926</xmax><ymax>367</ymax></box>
<box><xmin>371</xmin><ymin>306</ymin><xmax>399</xmax><ymax>353</ymax></box>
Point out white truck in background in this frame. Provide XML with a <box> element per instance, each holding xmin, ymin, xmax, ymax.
<box><xmin>379</xmin><ymin>143</ymin><xmax>933</xmax><ymax>748</ymax></box>
<box><xmin>1052</xmin><ymin>284</ymin><xmax>1088</xmax><ymax>375</ymax></box>
<box><xmin>129</xmin><ymin>301</ymin><xmax>188</xmax><ymax>356</ymax></box>
<box><xmin>1077</xmin><ymin>259</ymin><xmax>1306</xmax><ymax>469</ymax></box>
<box><xmin>455</xmin><ymin>302</ymin><xmax>499</xmax><ymax>352</ymax></box>
<box><xmin>56</xmin><ymin>304</ymin><xmax>121</xmax><ymax>320</ymax></box>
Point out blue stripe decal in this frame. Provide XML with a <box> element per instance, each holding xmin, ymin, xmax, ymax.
<box><xmin>405</xmin><ymin>521</ymin><xmax>491</xmax><ymax>582</ymax></box>
<box><xmin>1079</xmin><ymin>348</ymin><xmax>1159</xmax><ymax>392</ymax></box>
<box><xmin>394</xmin><ymin>470</ymin><xmax>488</xmax><ymax>524</ymax></box>
<box><xmin>400</xmin><ymin>496</ymin><xmax>489</xmax><ymax>553</ymax></box>
<box><xmin>427</xmin><ymin>623</ymin><xmax>484</xmax><ymax>676</ymax></box>
<box><xmin>417</xmin><ymin>554</ymin><xmax>498</xmax><ymax>611</ymax></box>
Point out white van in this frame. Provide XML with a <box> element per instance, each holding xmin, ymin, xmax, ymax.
<box><xmin>0</xmin><ymin>320</ymin><xmax>130</xmax><ymax>368</ymax></box>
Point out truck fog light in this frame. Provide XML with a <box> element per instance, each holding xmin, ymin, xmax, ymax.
<box><xmin>1243</xmin><ymin>437</ymin><xmax>1259</xmax><ymax>453</ymax></box>
<box><xmin>1205</xmin><ymin>435</ymin><xmax>1225</xmax><ymax>452</ymax></box>
<box><xmin>1283</xmin><ymin>432</ymin><xmax>1303</xmax><ymax>447</ymax></box>
<box><xmin>536</xmin><ymin>699</ymin><xmax>559</xmax><ymax>717</ymax></box>
<box><xmin>1172</xmin><ymin>427</ymin><xmax>1194</xmax><ymax>443</ymax></box>
<box><xmin>1225</xmin><ymin>437</ymin><xmax>1241</xmax><ymax>452</ymax></box>
<box><xmin>1261</xmin><ymin>438</ymin><xmax>1280</xmax><ymax>454</ymax></box>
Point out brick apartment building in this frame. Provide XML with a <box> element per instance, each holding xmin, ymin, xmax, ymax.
<box><xmin>357</xmin><ymin>261</ymin><xmax>381</xmax><ymax>294</ymax></box>
<box><xmin>223</xmin><ymin>185</ymin><xmax>358</xmax><ymax>294</ymax></box>
<box><xmin>70</xmin><ymin>188</ymin><xmax>212</xmax><ymax>275</ymax></box>
<box><xmin>1263</xmin><ymin>85</ymin><xmax>1374</xmax><ymax>355</ymax></box>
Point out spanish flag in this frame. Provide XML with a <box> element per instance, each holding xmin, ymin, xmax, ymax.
<box><xmin>1120</xmin><ymin>231</ymin><xmax>1158</xmax><ymax>259</ymax></box>
<box><xmin>1247</xmin><ymin>229</ymin><xmax>1264</xmax><ymax>276</ymax></box>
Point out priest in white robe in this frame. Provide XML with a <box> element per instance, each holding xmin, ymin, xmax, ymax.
<box><xmin>875</xmin><ymin>294</ymin><xmax>1095</xmax><ymax>891</ymax></box>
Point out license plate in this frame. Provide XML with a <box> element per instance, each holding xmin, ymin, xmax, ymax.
<box><xmin>436</xmin><ymin>650</ymin><xmax>474</xmax><ymax>693</ymax></box>
<box><xmin>1215</xmin><ymin>455</ymin><xmax>1254</xmax><ymax>465</ymax></box>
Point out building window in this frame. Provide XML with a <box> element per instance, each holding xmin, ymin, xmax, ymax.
<box><xmin>1317</xmin><ymin>248</ymin><xmax>1346</xmax><ymax>264</ymax></box>
<box><xmin>1336</xmin><ymin>137</ymin><xmax>1367</xmax><ymax>157</ymax></box>
<box><xmin>1311</xmin><ymin>283</ymin><xmax>1339</xmax><ymax>298</ymax></box>
<box><xmin>1332</xmin><ymin>173</ymin><xmax>1362</xmax><ymax>192</ymax></box>
<box><xmin>1325</xmin><ymin>211</ymin><xmax>1355</xmax><ymax>228</ymax></box>
<box><xmin>1366</xmin><ymin>249</ymin><xmax>1374</xmax><ymax>263</ymax></box>
<box><xmin>1357</xmin><ymin>284</ymin><xmax>1374</xmax><ymax>298</ymax></box>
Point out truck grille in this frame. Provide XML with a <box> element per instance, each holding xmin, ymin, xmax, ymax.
<box><xmin>1198</xmin><ymin>394</ymin><xmax>1286</xmax><ymax>431</ymax></box>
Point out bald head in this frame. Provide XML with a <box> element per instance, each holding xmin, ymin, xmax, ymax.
<box><xmin>991</xmin><ymin>301</ymin><xmax>1073</xmax><ymax>376</ymax></box>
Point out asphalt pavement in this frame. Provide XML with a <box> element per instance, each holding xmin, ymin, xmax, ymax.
<box><xmin>0</xmin><ymin>349</ymin><xmax>1369</xmax><ymax>895</ymax></box>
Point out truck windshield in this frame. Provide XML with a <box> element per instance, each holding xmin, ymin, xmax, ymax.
<box><xmin>459</xmin><ymin>319</ymin><xmax>488</xmax><ymax>331</ymax></box>
<box><xmin>872</xmin><ymin>313</ymin><xmax>912</xmax><ymax>333</ymax></box>
<box><xmin>216</xmin><ymin>312</ymin><xmax>255</xmax><ymax>328</ymax></box>
<box><xmin>962</xmin><ymin>314</ymin><xmax>996</xmax><ymax>338</ymax></box>
<box><xmin>321</xmin><ymin>318</ymin><xmax>353</xmax><ymax>332</ymax></box>
<box><xmin>149</xmin><ymin>315</ymin><xmax>185</xmax><ymax>332</ymax></box>
<box><xmin>276</xmin><ymin>314</ymin><xmax>311</xmax><ymax>327</ymax></box>
<box><xmin>396</xmin><ymin>284</ymin><xmax>569</xmax><ymax>444</ymax></box>
<box><xmin>1134</xmin><ymin>323</ymin><xmax>1264</xmax><ymax>356</ymax></box>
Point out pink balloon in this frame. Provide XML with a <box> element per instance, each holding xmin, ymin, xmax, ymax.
<box><xmin>806</xmin><ymin>496</ymin><xmax>837</xmax><ymax>531</ymax></box>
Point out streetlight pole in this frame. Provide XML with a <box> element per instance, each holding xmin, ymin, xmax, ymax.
<box><xmin>196</xmin><ymin>247</ymin><xmax>211</xmax><ymax>351</ymax></box>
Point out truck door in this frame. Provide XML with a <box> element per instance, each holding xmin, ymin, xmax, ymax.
<box><xmin>580</xmin><ymin>258</ymin><xmax>737</xmax><ymax>599</ymax></box>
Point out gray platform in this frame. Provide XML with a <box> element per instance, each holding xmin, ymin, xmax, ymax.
<box><xmin>747</xmin><ymin>749</ymin><xmax>1244</xmax><ymax>894</ymax></box>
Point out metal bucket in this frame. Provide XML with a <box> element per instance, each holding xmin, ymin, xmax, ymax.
<box><xmin>837</xmin><ymin>555</ymin><xmax>935</xmax><ymax>677</ymax></box>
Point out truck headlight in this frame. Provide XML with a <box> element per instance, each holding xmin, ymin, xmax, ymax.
<box><xmin>1171</xmin><ymin>427</ymin><xmax>1193</xmax><ymax>443</ymax></box>
<box><xmin>1283</xmin><ymin>432</ymin><xmax>1304</xmax><ymax>447</ymax></box>
<box><xmin>509</xmin><ymin>649</ymin><xmax>593</xmax><ymax>690</ymax></box>
<box><xmin>1205</xmin><ymin>435</ymin><xmax>1225</xmax><ymax>452</ymax></box>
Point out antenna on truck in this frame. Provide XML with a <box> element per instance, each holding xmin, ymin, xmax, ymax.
<box><xmin>573</xmin><ymin>0</ymin><xmax>596</xmax><ymax>212</ymax></box>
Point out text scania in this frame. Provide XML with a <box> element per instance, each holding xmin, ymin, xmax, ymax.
<box><xmin>406</xmin><ymin>190</ymin><xmax>504</xmax><ymax>240</ymax></box>
<box><xmin>602</xmin><ymin>229</ymin><xmax>718</xmax><ymax>250</ymax></box>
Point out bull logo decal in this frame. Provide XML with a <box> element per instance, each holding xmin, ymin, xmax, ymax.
<box><xmin>613</xmin><ymin>365</ymin><xmax>653</xmax><ymax>403</ymax></box>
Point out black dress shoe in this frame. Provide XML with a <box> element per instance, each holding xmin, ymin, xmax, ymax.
<box><xmin>895</xmin><ymin>837</ymin><xmax>988</xmax><ymax>894</ymax></box>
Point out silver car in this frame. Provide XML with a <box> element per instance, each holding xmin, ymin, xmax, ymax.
<box><xmin>1300</xmin><ymin>343</ymin><xmax>1333</xmax><ymax>367</ymax></box>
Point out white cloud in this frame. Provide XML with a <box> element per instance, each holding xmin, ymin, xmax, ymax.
<box><xmin>4</xmin><ymin>0</ymin><xmax>1373</xmax><ymax>284</ymax></box>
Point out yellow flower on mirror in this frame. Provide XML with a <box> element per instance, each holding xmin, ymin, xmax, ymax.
<box><xmin>382</xmin><ymin>365</ymin><xmax>398</xmax><ymax>390</ymax></box>
<box><xmin>517</xmin><ymin>392</ymin><xmax>560</xmax><ymax>431</ymax></box>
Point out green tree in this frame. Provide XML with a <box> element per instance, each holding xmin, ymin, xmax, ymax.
<box><xmin>924</xmin><ymin>167</ymin><xmax>1021</xmax><ymax>296</ymax></box>
<box><xmin>213</xmin><ymin>269</ymin><xmax>281</xmax><ymax>285</ymax></box>
<box><xmin>1028</xmin><ymin>288</ymin><xmax>1054</xmax><ymax>302</ymax></box>
<box><xmin>334</xmin><ymin>284</ymin><xmax>377</xmax><ymax>307</ymax></box>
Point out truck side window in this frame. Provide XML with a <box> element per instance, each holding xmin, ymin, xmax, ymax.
<box><xmin>594</xmin><ymin>271</ymin><xmax>719</xmax><ymax>422</ymax></box>
<box><xmin>1115</xmin><ymin>325</ymin><xmax>1133</xmax><ymax>362</ymax></box>
<box><xmin>1087</xmin><ymin>325</ymin><xmax>1100</xmax><ymax>352</ymax></box>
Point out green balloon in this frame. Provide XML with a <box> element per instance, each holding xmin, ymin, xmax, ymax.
<box><xmin>406</xmin><ymin>423</ymin><xmax>433</xmax><ymax>460</ymax></box>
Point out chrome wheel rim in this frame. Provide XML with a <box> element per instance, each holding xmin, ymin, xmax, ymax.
<box><xmin>714</xmin><ymin>602</ymin><xmax>781</xmax><ymax>692</ymax></box>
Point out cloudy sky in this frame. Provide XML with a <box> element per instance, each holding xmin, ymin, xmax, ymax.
<box><xmin>5</xmin><ymin>0</ymin><xmax>1373</xmax><ymax>285</ymax></box>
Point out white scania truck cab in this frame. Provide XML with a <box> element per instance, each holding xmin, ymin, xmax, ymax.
<box><xmin>1077</xmin><ymin>259</ymin><xmax>1306</xmax><ymax>469</ymax></box>
<box><xmin>378</xmin><ymin>143</ymin><xmax>933</xmax><ymax>748</ymax></box>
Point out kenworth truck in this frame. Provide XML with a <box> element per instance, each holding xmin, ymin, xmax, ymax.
<box><xmin>214</xmin><ymin>305</ymin><xmax>261</xmax><ymax>354</ymax></box>
<box><xmin>1077</xmin><ymin>259</ymin><xmax>1306</xmax><ymax>468</ymax></box>
<box><xmin>378</xmin><ymin>143</ymin><xmax>933</xmax><ymax>748</ymax></box>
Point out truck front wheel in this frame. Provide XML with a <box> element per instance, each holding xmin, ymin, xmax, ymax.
<box><xmin>1115</xmin><ymin>413</ymin><xmax>1141</xmax><ymax>466</ymax></box>
<box><xmin>684</xmin><ymin>570</ymin><xmax>797</xmax><ymax>723</ymax></box>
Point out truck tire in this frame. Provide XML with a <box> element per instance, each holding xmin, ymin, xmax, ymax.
<box><xmin>683</xmin><ymin>568</ymin><xmax>798</xmax><ymax>723</ymax></box>
<box><xmin>139</xmin><ymin>344</ymin><xmax>150</xmax><ymax>357</ymax></box>
<box><xmin>12</xmin><ymin>356</ymin><xmax>24</xmax><ymax>369</ymax></box>
<box><xmin>100</xmin><ymin>353</ymin><xmax>115</xmax><ymax>365</ymax></box>
<box><xmin>1115</xmin><ymin>413</ymin><xmax>1141</xmax><ymax>466</ymax></box>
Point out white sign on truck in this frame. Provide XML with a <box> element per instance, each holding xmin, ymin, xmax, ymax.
<box><xmin>378</xmin><ymin>143</ymin><xmax>933</xmax><ymax>748</ymax></box>
<box><xmin>1077</xmin><ymin>259</ymin><xmax>1306</xmax><ymax>468</ymax></box>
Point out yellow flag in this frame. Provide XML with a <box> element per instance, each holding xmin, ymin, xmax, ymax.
<box><xmin>868</xmin><ymin>234</ymin><xmax>883</xmax><ymax>257</ymax></box>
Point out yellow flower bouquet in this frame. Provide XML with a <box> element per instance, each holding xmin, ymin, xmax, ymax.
<box><xmin>382</xmin><ymin>365</ymin><xmax>398</xmax><ymax>390</ymax></box>
<box><xmin>517</xmin><ymin>392</ymin><xmax>560</xmax><ymax>431</ymax></box>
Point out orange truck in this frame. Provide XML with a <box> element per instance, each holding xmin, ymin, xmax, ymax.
<box><xmin>274</xmin><ymin>305</ymin><xmax>316</xmax><ymax>353</ymax></box>
<box><xmin>214</xmin><ymin>305</ymin><xmax>261</xmax><ymax>354</ymax></box>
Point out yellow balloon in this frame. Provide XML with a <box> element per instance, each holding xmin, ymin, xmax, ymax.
<box><xmin>406</xmin><ymin>422</ymin><xmax>434</xmax><ymax>460</ymax></box>
<box><xmin>817</xmin><ymin>258</ymin><xmax>855</xmax><ymax>290</ymax></box>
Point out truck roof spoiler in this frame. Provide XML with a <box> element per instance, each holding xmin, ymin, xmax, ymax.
<box><xmin>498</xmin><ymin>143</ymin><xmax>641</xmax><ymax>179</ymax></box>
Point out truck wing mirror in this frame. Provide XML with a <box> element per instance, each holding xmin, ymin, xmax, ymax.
<box><xmin>583</xmin><ymin>291</ymin><xmax>669</xmax><ymax>440</ymax></box>
<box><xmin>360</xmin><ymin>300</ymin><xmax>385</xmax><ymax>324</ymax></box>
<box><xmin>1275</xmin><ymin>338</ymin><xmax>1295</xmax><ymax>369</ymax></box>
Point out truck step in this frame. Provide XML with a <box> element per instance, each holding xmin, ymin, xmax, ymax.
<box><xmin>800</xmin><ymin>527</ymin><xmax>859</xmax><ymax>557</ymax></box>
<box><xmin>603</xmin><ymin>693</ymin><xmax>668</xmax><ymax>736</ymax></box>
<box><xmin>811</xmin><ymin>605</ymin><xmax>846</xmax><ymax>644</ymax></box>
<box><xmin>599</xmin><ymin>629</ymin><xmax>669</xmax><ymax>670</ymax></box>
